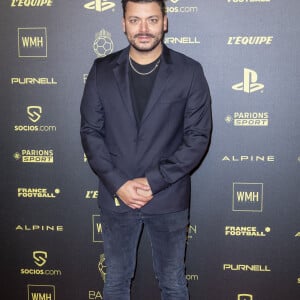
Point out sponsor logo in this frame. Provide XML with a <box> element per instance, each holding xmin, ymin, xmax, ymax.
<box><xmin>164</xmin><ymin>36</ymin><xmax>200</xmax><ymax>45</ymax></box>
<box><xmin>225</xmin><ymin>226</ymin><xmax>271</xmax><ymax>237</ymax></box>
<box><xmin>18</xmin><ymin>27</ymin><xmax>47</xmax><ymax>58</ymax></box>
<box><xmin>228</xmin><ymin>36</ymin><xmax>273</xmax><ymax>45</ymax></box>
<box><xmin>84</xmin><ymin>0</ymin><xmax>115</xmax><ymax>12</ymax></box>
<box><xmin>223</xmin><ymin>264</ymin><xmax>271</xmax><ymax>272</ymax></box>
<box><xmin>33</xmin><ymin>251</ymin><xmax>47</xmax><ymax>267</ymax></box>
<box><xmin>188</xmin><ymin>224</ymin><xmax>197</xmax><ymax>240</ymax></box>
<box><xmin>89</xmin><ymin>291</ymin><xmax>103</xmax><ymax>299</ymax></box>
<box><xmin>83</xmin><ymin>74</ymin><xmax>88</xmax><ymax>84</ymax></box>
<box><xmin>92</xmin><ymin>215</ymin><xmax>103</xmax><ymax>243</ymax></box>
<box><xmin>232</xmin><ymin>68</ymin><xmax>264</xmax><ymax>93</ymax></box>
<box><xmin>93</xmin><ymin>29</ymin><xmax>113</xmax><ymax>57</ymax></box>
<box><xmin>98</xmin><ymin>254</ymin><xmax>106</xmax><ymax>282</ymax></box>
<box><xmin>16</xmin><ymin>224</ymin><xmax>64</xmax><ymax>232</ymax></box>
<box><xmin>232</xmin><ymin>182</ymin><xmax>263</xmax><ymax>212</ymax></box>
<box><xmin>166</xmin><ymin>0</ymin><xmax>198</xmax><ymax>14</ymax></box>
<box><xmin>27</xmin><ymin>106</ymin><xmax>42</xmax><ymax>122</ymax></box>
<box><xmin>225</xmin><ymin>112</ymin><xmax>269</xmax><ymax>126</ymax></box>
<box><xmin>14</xmin><ymin>106</ymin><xmax>57</xmax><ymax>132</ymax></box>
<box><xmin>13</xmin><ymin>149</ymin><xmax>54</xmax><ymax>163</ymax></box>
<box><xmin>228</xmin><ymin>0</ymin><xmax>271</xmax><ymax>3</ymax></box>
<box><xmin>86</xmin><ymin>190</ymin><xmax>98</xmax><ymax>199</ymax></box>
<box><xmin>186</xmin><ymin>274</ymin><xmax>199</xmax><ymax>281</ymax></box>
<box><xmin>222</xmin><ymin>155</ymin><xmax>275</xmax><ymax>163</ymax></box>
<box><xmin>20</xmin><ymin>251</ymin><xmax>62</xmax><ymax>276</ymax></box>
<box><xmin>11</xmin><ymin>77</ymin><xmax>57</xmax><ymax>85</ymax></box>
<box><xmin>27</xmin><ymin>285</ymin><xmax>55</xmax><ymax>300</ymax></box>
<box><xmin>12</xmin><ymin>0</ymin><xmax>53</xmax><ymax>7</ymax></box>
<box><xmin>18</xmin><ymin>187</ymin><xmax>60</xmax><ymax>198</ymax></box>
<box><xmin>238</xmin><ymin>295</ymin><xmax>253</xmax><ymax>300</ymax></box>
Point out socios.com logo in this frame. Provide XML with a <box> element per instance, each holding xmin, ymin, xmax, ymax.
<box><xmin>27</xmin><ymin>106</ymin><xmax>42</xmax><ymax>123</ymax></box>
<box><xmin>33</xmin><ymin>251</ymin><xmax>48</xmax><ymax>267</ymax></box>
<box><xmin>84</xmin><ymin>0</ymin><xmax>115</xmax><ymax>12</ymax></box>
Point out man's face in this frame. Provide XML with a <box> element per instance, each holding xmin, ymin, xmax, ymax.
<box><xmin>122</xmin><ymin>1</ymin><xmax>167</xmax><ymax>53</ymax></box>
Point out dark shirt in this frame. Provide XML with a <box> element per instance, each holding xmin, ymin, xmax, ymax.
<box><xmin>129</xmin><ymin>57</ymin><xmax>160</xmax><ymax>125</ymax></box>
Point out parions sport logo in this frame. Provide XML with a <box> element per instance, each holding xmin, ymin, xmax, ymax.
<box><xmin>13</xmin><ymin>149</ymin><xmax>54</xmax><ymax>163</ymax></box>
<box><xmin>225</xmin><ymin>112</ymin><xmax>269</xmax><ymax>127</ymax></box>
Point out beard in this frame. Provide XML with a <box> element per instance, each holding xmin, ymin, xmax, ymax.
<box><xmin>125</xmin><ymin>31</ymin><xmax>164</xmax><ymax>52</ymax></box>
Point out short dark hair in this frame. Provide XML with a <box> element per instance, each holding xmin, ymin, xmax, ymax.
<box><xmin>121</xmin><ymin>0</ymin><xmax>166</xmax><ymax>17</ymax></box>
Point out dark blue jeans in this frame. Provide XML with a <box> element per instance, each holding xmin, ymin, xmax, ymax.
<box><xmin>100</xmin><ymin>207</ymin><xmax>189</xmax><ymax>300</ymax></box>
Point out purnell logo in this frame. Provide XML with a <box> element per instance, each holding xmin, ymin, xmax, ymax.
<box><xmin>232</xmin><ymin>68</ymin><xmax>264</xmax><ymax>93</ymax></box>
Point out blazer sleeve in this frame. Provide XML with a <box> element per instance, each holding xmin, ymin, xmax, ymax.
<box><xmin>146</xmin><ymin>63</ymin><xmax>212</xmax><ymax>194</ymax></box>
<box><xmin>80</xmin><ymin>62</ymin><xmax>128</xmax><ymax>194</ymax></box>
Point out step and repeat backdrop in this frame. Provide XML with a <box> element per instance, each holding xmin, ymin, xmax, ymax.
<box><xmin>1</xmin><ymin>0</ymin><xmax>299</xmax><ymax>299</ymax></box>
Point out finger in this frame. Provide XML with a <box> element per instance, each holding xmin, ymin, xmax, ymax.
<box><xmin>132</xmin><ymin>181</ymin><xmax>150</xmax><ymax>191</ymax></box>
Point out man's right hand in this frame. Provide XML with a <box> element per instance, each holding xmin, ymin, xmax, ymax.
<box><xmin>116</xmin><ymin>180</ymin><xmax>153</xmax><ymax>209</ymax></box>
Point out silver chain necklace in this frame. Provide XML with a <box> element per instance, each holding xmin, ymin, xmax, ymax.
<box><xmin>129</xmin><ymin>56</ymin><xmax>160</xmax><ymax>76</ymax></box>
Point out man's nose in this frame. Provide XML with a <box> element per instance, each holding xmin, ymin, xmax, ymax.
<box><xmin>139</xmin><ymin>20</ymin><xmax>149</xmax><ymax>32</ymax></box>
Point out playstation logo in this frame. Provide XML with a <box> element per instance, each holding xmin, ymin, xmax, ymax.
<box><xmin>232</xmin><ymin>68</ymin><xmax>264</xmax><ymax>93</ymax></box>
<box><xmin>84</xmin><ymin>0</ymin><xmax>115</xmax><ymax>12</ymax></box>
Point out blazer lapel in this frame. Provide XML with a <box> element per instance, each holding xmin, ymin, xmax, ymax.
<box><xmin>113</xmin><ymin>47</ymin><xmax>137</xmax><ymax>126</ymax></box>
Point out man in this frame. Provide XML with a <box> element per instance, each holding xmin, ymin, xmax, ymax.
<box><xmin>80</xmin><ymin>0</ymin><xmax>212</xmax><ymax>299</ymax></box>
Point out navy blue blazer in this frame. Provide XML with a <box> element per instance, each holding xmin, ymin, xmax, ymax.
<box><xmin>80</xmin><ymin>45</ymin><xmax>212</xmax><ymax>214</ymax></box>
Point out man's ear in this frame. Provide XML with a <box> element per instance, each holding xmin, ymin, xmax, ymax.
<box><xmin>122</xmin><ymin>18</ymin><xmax>126</xmax><ymax>34</ymax></box>
<box><xmin>163</xmin><ymin>16</ymin><xmax>168</xmax><ymax>33</ymax></box>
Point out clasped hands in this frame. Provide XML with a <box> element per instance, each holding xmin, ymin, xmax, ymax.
<box><xmin>116</xmin><ymin>177</ymin><xmax>153</xmax><ymax>209</ymax></box>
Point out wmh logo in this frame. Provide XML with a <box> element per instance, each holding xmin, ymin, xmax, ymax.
<box><xmin>18</xmin><ymin>27</ymin><xmax>47</xmax><ymax>58</ymax></box>
<box><xmin>232</xmin><ymin>182</ymin><xmax>263</xmax><ymax>212</ymax></box>
<box><xmin>27</xmin><ymin>285</ymin><xmax>55</xmax><ymax>300</ymax></box>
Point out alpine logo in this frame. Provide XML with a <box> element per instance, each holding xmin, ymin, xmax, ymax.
<box><xmin>84</xmin><ymin>0</ymin><xmax>115</xmax><ymax>12</ymax></box>
<box><xmin>232</xmin><ymin>68</ymin><xmax>264</xmax><ymax>93</ymax></box>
